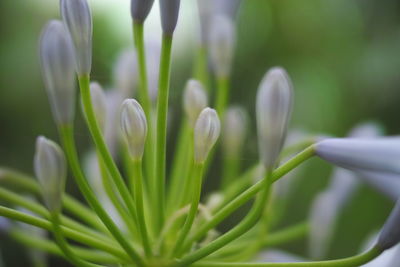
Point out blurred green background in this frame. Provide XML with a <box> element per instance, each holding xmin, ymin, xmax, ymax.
<box><xmin>0</xmin><ymin>0</ymin><xmax>400</xmax><ymax>266</ymax></box>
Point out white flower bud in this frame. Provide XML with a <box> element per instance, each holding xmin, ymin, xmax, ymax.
<box><xmin>208</xmin><ymin>15</ymin><xmax>235</xmax><ymax>78</ymax></box>
<box><xmin>60</xmin><ymin>0</ymin><xmax>93</xmax><ymax>75</ymax></box>
<box><xmin>120</xmin><ymin>99</ymin><xmax>148</xmax><ymax>160</ymax></box>
<box><xmin>146</xmin><ymin>39</ymin><xmax>161</xmax><ymax>102</ymax></box>
<box><xmin>222</xmin><ymin>106</ymin><xmax>247</xmax><ymax>157</ymax></box>
<box><xmin>315</xmin><ymin>138</ymin><xmax>400</xmax><ymax>175</ymax></box>
<box><xmin>89</xmin><ymin>82</ymin><xmax>107</xmax><ymax>132</ymax></box>
<box><xmin>34</xmin><ymin>136</ymin><xmax>66</xmax><ymax>212</ymax></box>
<box><xmin>194</xmin><ymin>108</ymin><xmax>221</xmax><ymax>164</ymax></box>
<box><xmin>113</xmin><ymin>49</ymin><xmax>138</xmax><ymax>98</ymax></box>
<box><xmin>159</xmin><ymin>0</ymin><xmax>181</xmax><ymax>35</ymax></box>
<box><xmin>39</xmin><ymin>20</ymin><xmax>76</xmax><ymax>125</ymax></box>
<box><xmin>256</xmin><ymin>67</ymin><xmax>293</xmax><ymax>169</ymax></box>
<box><xmin>215</xmin><ymin>0</ymin><xmax>241</xmax><ymax>18</ymax></box>
<box><xmin>377</xmin><ymin>198</ymin><xmax>400</xmax><ymax>250</ymax></box>
<box><xmin>131</xmin><ymin>0</ymin><xmax>155</xmax><ymax>23</ymax></box>
<box><xmin>183</xmin><ymin>79</ymin><xmax>208</xmax><ymax>127</ymax></box>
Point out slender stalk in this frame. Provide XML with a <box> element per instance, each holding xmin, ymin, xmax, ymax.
<box><xmin>176</xmin><ymin>171</ymin><xmax>273</xmax><ymax>266</ymax></box>
<box><xmin>11</xmin><ymin>230</ymin><xmax>122</xmax><ymax>264</ymax></box>
<box><xmin>191</xmin><ymin>246</ymin><xmax>382</xmax><ymax>267</ymax></box>
<box><xmin>78</xmin><ymin>75</ymin><xmax>139</xmax><ymax>229</ymax></box>
<box><xmin>154</xmin><ymin>34</ymin><xmax>173</xmax><ymax>233</ymax></box>
<box><xmin>50</xmin><ymin>211</ymin><xmax>103</xmax><ymax>267</ymax></box>
<box><xmin>132</xmin><ymin>159</ymin><xmax>152</xmax><ymax>257</ymax></box>
<box><xmin>263</xmin><ymin>222</ymin><xmax>309</xmax><ymax>247</ymax></box>
<box><xmin>215</xmin><ymin>76</ymin><xmax>230</xmax><ymax>116</ymax></box>
<box><xmin>181</xmin><ymin>146</ymin><xmax>315</xmax><ymax>253</ymax></box>
<box><xmin>58</xmin><ymin>124</ymin><xmax>145</xmax><ymax>266</ymax></box>
<box><xmin>172</xmin><ymin>162</ymin><xmax>204</xmax><ymax>256</ymax></box>
<box><xmin>0</xmin><ymin>206</ymin><xmax>128</xmax><ymax>260</ymax></box>
<box><xmin>193</xmin><ymin>46</ymin><xmax>211</xmax><ymax>91</ymax></box>
<box><xmin>132</xmin><ymin>21</ymin><xmax>155</xmax><ymax>199</ymax></box>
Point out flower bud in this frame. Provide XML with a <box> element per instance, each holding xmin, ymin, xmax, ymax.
<box><xmin>208</xmin><ymin>15</ymin><xmax>235</xmax><ymax>78</ymax></box>
<box><xmin>60</xmin><ymin>0</ymin><xmax>93</xmax><ymax>75</ymax></box>
<box><xmin>357</xmin><ymin>170</ymin><xmax>400</xmax><ymax>201</ymax></box>
<box><xmin>215</xmin><ymin>0</ymin><xmax>241</xmax><ymax>18</ymax></box>
<box><xmin>194</xmin><ymin>108</ymin><xmax>221</xmax><ymax>164</ymax></box>
<box><xmin>120</xmin><ymin>99</ymin><xmax>148</xmax><ymax>160</ymax></box>
<box><xmin>183</xmin><ymin>79</ymin><xmax>208</xmax><ymax>127</ymax></box>
<box><xmin>34</xmin><ymin>136</ymin><xmax>67</xmax><ymax>212</ymax></box>
<box><xmin>315</xmin><ymin>138</ymin><xmax>400</xmax><ymax>175</ymax></box>
<box><xmin>39</xmin><ymin>20</ymin><xmax>76</xmax><ymax>125</ymax></box>
<box><xmin>159</xmin><ymin>0</ymin><xmax>181</xmax><ymax>35</ymax></box>
<box><xmin>256</xmin><ymin>67</ymin><xmax>293</xmax><ymax>169</ymax></box>
<box><xmin>377</xmin><ymin>198</ymin><xmax>400</xmax><ymax>250</ymax></box>
<box><xmin>146</xmin><ymin>39</ymin><xmax>161</xmax><ymax>102</ymax></box>
<box><xmin>113</xmin><ymin>49</ymin><xmax>138</xmax><ymax>98</ymax></box>
<box><xmin>131</xmin><ymin>0</ymin><xmax>155</xmax><ymax>23</ymax></box>
<box><xmin>222</xmin><ymin>106</ymin><xmax>247</xmax><ymax>157</ymax></box>
<box><xmin>89</xmin><ymin>82</ymin><xmax>107</xmax><ymax>132</ymax></box>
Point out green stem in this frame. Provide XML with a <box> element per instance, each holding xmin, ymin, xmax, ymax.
<box><xmin>0</xmin><ymin>168</ymin><xmax>105</xmax><ymax>232</ymax></box>
<box><xmin>78</xmin><ymin>75</ymin><xmax>139</xmax><ymax>230</ymax></box>
<box><xmin>172</xmin><ymin>162</ymin><xmax>204</xmax><ymax>257</ymax></box>
<box><xmin>215</xmin><ymin>76</ymin><xmax>230</xmax><ymax>116</ymax></box>
<box><xmin>59</xmin><ymin>124</ymin><xmax>145</xmax><ymax>266</ymax></box>
<box><xmin>0</xmin><ymin>206</ymin><xmax>129</xmax><ymax>260</ymax></box>
<box><xmin>50</xmin><ymin>211</ymin><xmax>103</xmax><ymax>267</ymax></box>
<box><xmin>180</xmin><ymin>146</ymin><xmax>315</xmax><ymax>253</ymax></box>
<box><xmin>193</xmin><ymin>46</ymin><xmax>211</xmax><ymax>91</ymax></box>
<box><xmin>263</xmin><ymin>222</ymin><xmax>309</xmax><ymax>247</ymax></box>
<box><xmin>192</xmin><ymin>246</ymin><xmax>382</xmax><ymax>267</ymax></box>
<box><xmin>154</xmin><ymin>34</ymin><xmax>173</xmax><ymax>233</ymax></box>
<box><xmin>132</xmin><ymin>159</ymin><xmax>152</xmax><ymax>257</ymax></box>
<box><xmin>176</xmin><ymin>171</ymin><xmax>273</xmax><ymax>266</ymax></box>
<box><xmin>11</xmin><ymin>230</ymin><xmax>122</xmax><ymax>264</ymax></box>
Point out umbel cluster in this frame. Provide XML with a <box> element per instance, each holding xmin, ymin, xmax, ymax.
<box><xmin>0</xmin><ymin>0</ymin><xmax>399</xmax><ymax>266</ymax></box>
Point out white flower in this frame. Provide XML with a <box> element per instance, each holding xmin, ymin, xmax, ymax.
<box><xmin>88</xmin><ymin>82</ymin><xmax>107</xmax><ymax>132</ymax></box>
<box><xmin>222</xmin><ymin>106</ymin><xmax>247</xmax><ymax>157</ymax></box>
<box><xmin>183</xmin><ymin>79</ymin><xmax>208</xmax><ymax>127</ymax></box>
<box><xmin>113</xmin><ymin>49</ymin><xmax>138</xmax><ymax>98</ymax></box>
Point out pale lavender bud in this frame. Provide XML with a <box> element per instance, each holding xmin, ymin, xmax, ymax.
<box><xmin>34</xmin><ymin>136</ymin><xmax>66</xmax><ymax>212</ymax></box>
<box><xmin>208</xmin><ymin>15</ymin><xmax>235</xmax><ymax>78</ymax></box>
<box><xmin>194</xmin><ymin>108</ymin><xmax>221</xmax><ymax>163</ymax></box>
<box><xmin>89</xmin><ymin>82</ymin><xmax>107</xmax><ymax>132</ymax></box>
<box><xmin>159</xmin><ymin>0</ymin><xmax>181</xmax><ymax>35</ymax></box>
<box><xmin>131</xmin><ymin>0</ymin><xmax>155</xmax><ymax>23</ymax></box>
<box><xmin>60</xmin><ymin>0</ymin><xmax>92</xmax><ymax>75</ymax></box>
<box><xmin>315</xmin><ymin>138</ymin><xmax>400</xmax><ymax>175</ymax></box>
<box><xmin>183</xmin><ymin>79</ymin><xmax>208</xmax><ymax>127</ymax></box>
<box><xmin>146</xmin><ymin>39</ymin><xmax>161</xmax><ymax>102</ymax></box>
<box><xmin>377</xmin><ymin>198</ymin><xmax>400</xmax><ymax>250</ymax></box>
<box><xmin>357</xmin><ymin>171</ymin><xmax>400</xmax><ymax>201</ymax></box>
<box><xmin>120</xmin><ymin>99</ymin><xmax>147</xmax><ymax>160</ymax></box>
<box><xmin>39</xmin><ymin>20</ymin><xmax>76</xmax><ymax>125</ymax></box>
<box><xmin>215</xmin><ymin>0</ymin><xmax>241</xmax><ymax>18</ymax></box>
<box><xmin>256</xmin><ymin>67</ymin><xmax>293</xmax><ymax>169</ymax></box>
<box><xmin>113</xmin><ymin>49</ymin><xmax>138</xmax><ymax>98</ymax></box>
<box><xmin>222</xmin><ymin>106</ymin><xmax>247</xmax><ymax>157</ymax></box>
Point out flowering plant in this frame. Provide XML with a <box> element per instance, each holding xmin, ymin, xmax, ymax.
<box><xmin>0</xmin><ymin>0</ymin><xmax>399</xmax><ymax>266</ymax></box>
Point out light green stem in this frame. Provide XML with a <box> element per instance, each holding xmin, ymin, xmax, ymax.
<box><xmin>192</xmin><ymin>246</ymin><xmax>382</xmax><ymax>267</ymax></box>
<box><xmin>172</xmin><ymin>162</ymin><xmax>204</xmax><ymax>257</ymax></box>
<box><xmin>154</xmin><ymin>34</ymin><xmax>173</xmax><ymax>233</ymax></box>
<box><xmin>180</xmin><ymin>146</ymin><xmax>315</xmax><ymax>254</ymax></box>
<box><xmin>221</xmin><ymin>155</ymin><xmax>240</xmax><ymax>189</ymax></box>
<box><xmin>132</xmin><ymin>159</ymin><xmax>152</xmax><ymax>257</ymax></box>
<box><xmin>215</xmin><ymin>76</ymin><xmax>230</xmax><ymax>116</ymax></box>
<box><xmin>59</xmin><ymin>124</ymin><xmax>145</xmax><ymax>266</ymax></box>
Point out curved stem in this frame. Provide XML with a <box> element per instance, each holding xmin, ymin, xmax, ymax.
<box><xmin>191</xmin><ymin>246</ymin><xmax>382</xmax><ymax>267</ymax></box>
<box><xmin>181</xmin><ymin>146</ymin><xmax>315</xmax><ymax>252</ymax></box>
<box><xmin>50</xmin><ymin>211</ymin><xmax>103</xmax><ymax>267</ymax></box>
<box><xmin>132</xmin><ymin>159</ymin><xmax>152</xmax><ymax>256</ymax></box>
<box><xmin>172</xmin><ymin>162</ymin><xmax>204</xmax><ymax>257</ymax></box>
<box><xmin>263</xmin><ymin>222</ymin><xmax>309</xmax><ymax>247</ymax></box>
<box><xmin>154</xmin><ymin>34</ymin><xmax>173</xmax><ymax>233</ymax></box>
<box><xmin>59</xmin><ymin>125</ymin><xmax>145</xmax><ymax>266</ymax></box>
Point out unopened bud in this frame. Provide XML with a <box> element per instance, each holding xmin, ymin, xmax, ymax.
<box><xmin>131</xmin><ymin>0</ymin><xmax>155</xmax><ymax>23</ymax></box>
<box><xmin>194</xmin><ymin>108</ymin><xmax>221</xmax><ymax>163</ymax></box>
<box><xmin>113</xmin><ymin>49</ymin><xmax>138</xmax><ymax>98</ymax></box>
<box><xmin>159</xmin><ymin>0</ymin><xmax>181</xmax><ymax>35</ymax></box>
<box><xmin>120</xmin><ymin>99</ymin><xmax>147</xmax><ymax>160</ymax></box>
<box><xmin>183</xmin><ymin>79</ymin><xmax>208</xmax><ymax>127</ymax></box>
<box><xmin>222</xmin><ymin>106</ymin><xmax>247</xmax><ymax>157</ymax></box>
<box><xmin>34</xmin><ymin>136</ymin><xmax>66</xmax><ymax>212</ymax></box>
<box><xmin>208</xmin><ymin>15</ymin><xmax>235</xmax><ymax>78</ymax></box>
<box><xmin>89</xmin><ymin>82</ymin><xmax>107</xmax><ymax>132</ymax></box>
<box><xmin>256</xmin><ymin>67</ymin><xmax>293</xmax><ymax>169</ymax></box>
<box><xmin>61</xmin><ymin>0</ymin><xmax>93</xmax><ymax>75</ymax></box>
<box><xmin>39</xmin><ymin>20</ymin><xmax>76</xmax><ymax>125</ymax></box>
<box><xmin>377</xmin><ymin>198</ymin><xmax>400</xmax><ymax>250</ymax></box>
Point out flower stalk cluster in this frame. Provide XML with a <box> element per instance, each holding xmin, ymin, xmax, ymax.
<box><xmin>1</xmin><ymin>1</ymin><xmax>400</xmax><ymax>267</ymax></box>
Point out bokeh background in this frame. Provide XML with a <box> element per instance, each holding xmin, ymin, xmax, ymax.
<box><xmin>0</xmin><ymin>0</ymin><xmax>400</xmax><ymax>266</ymax></box>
